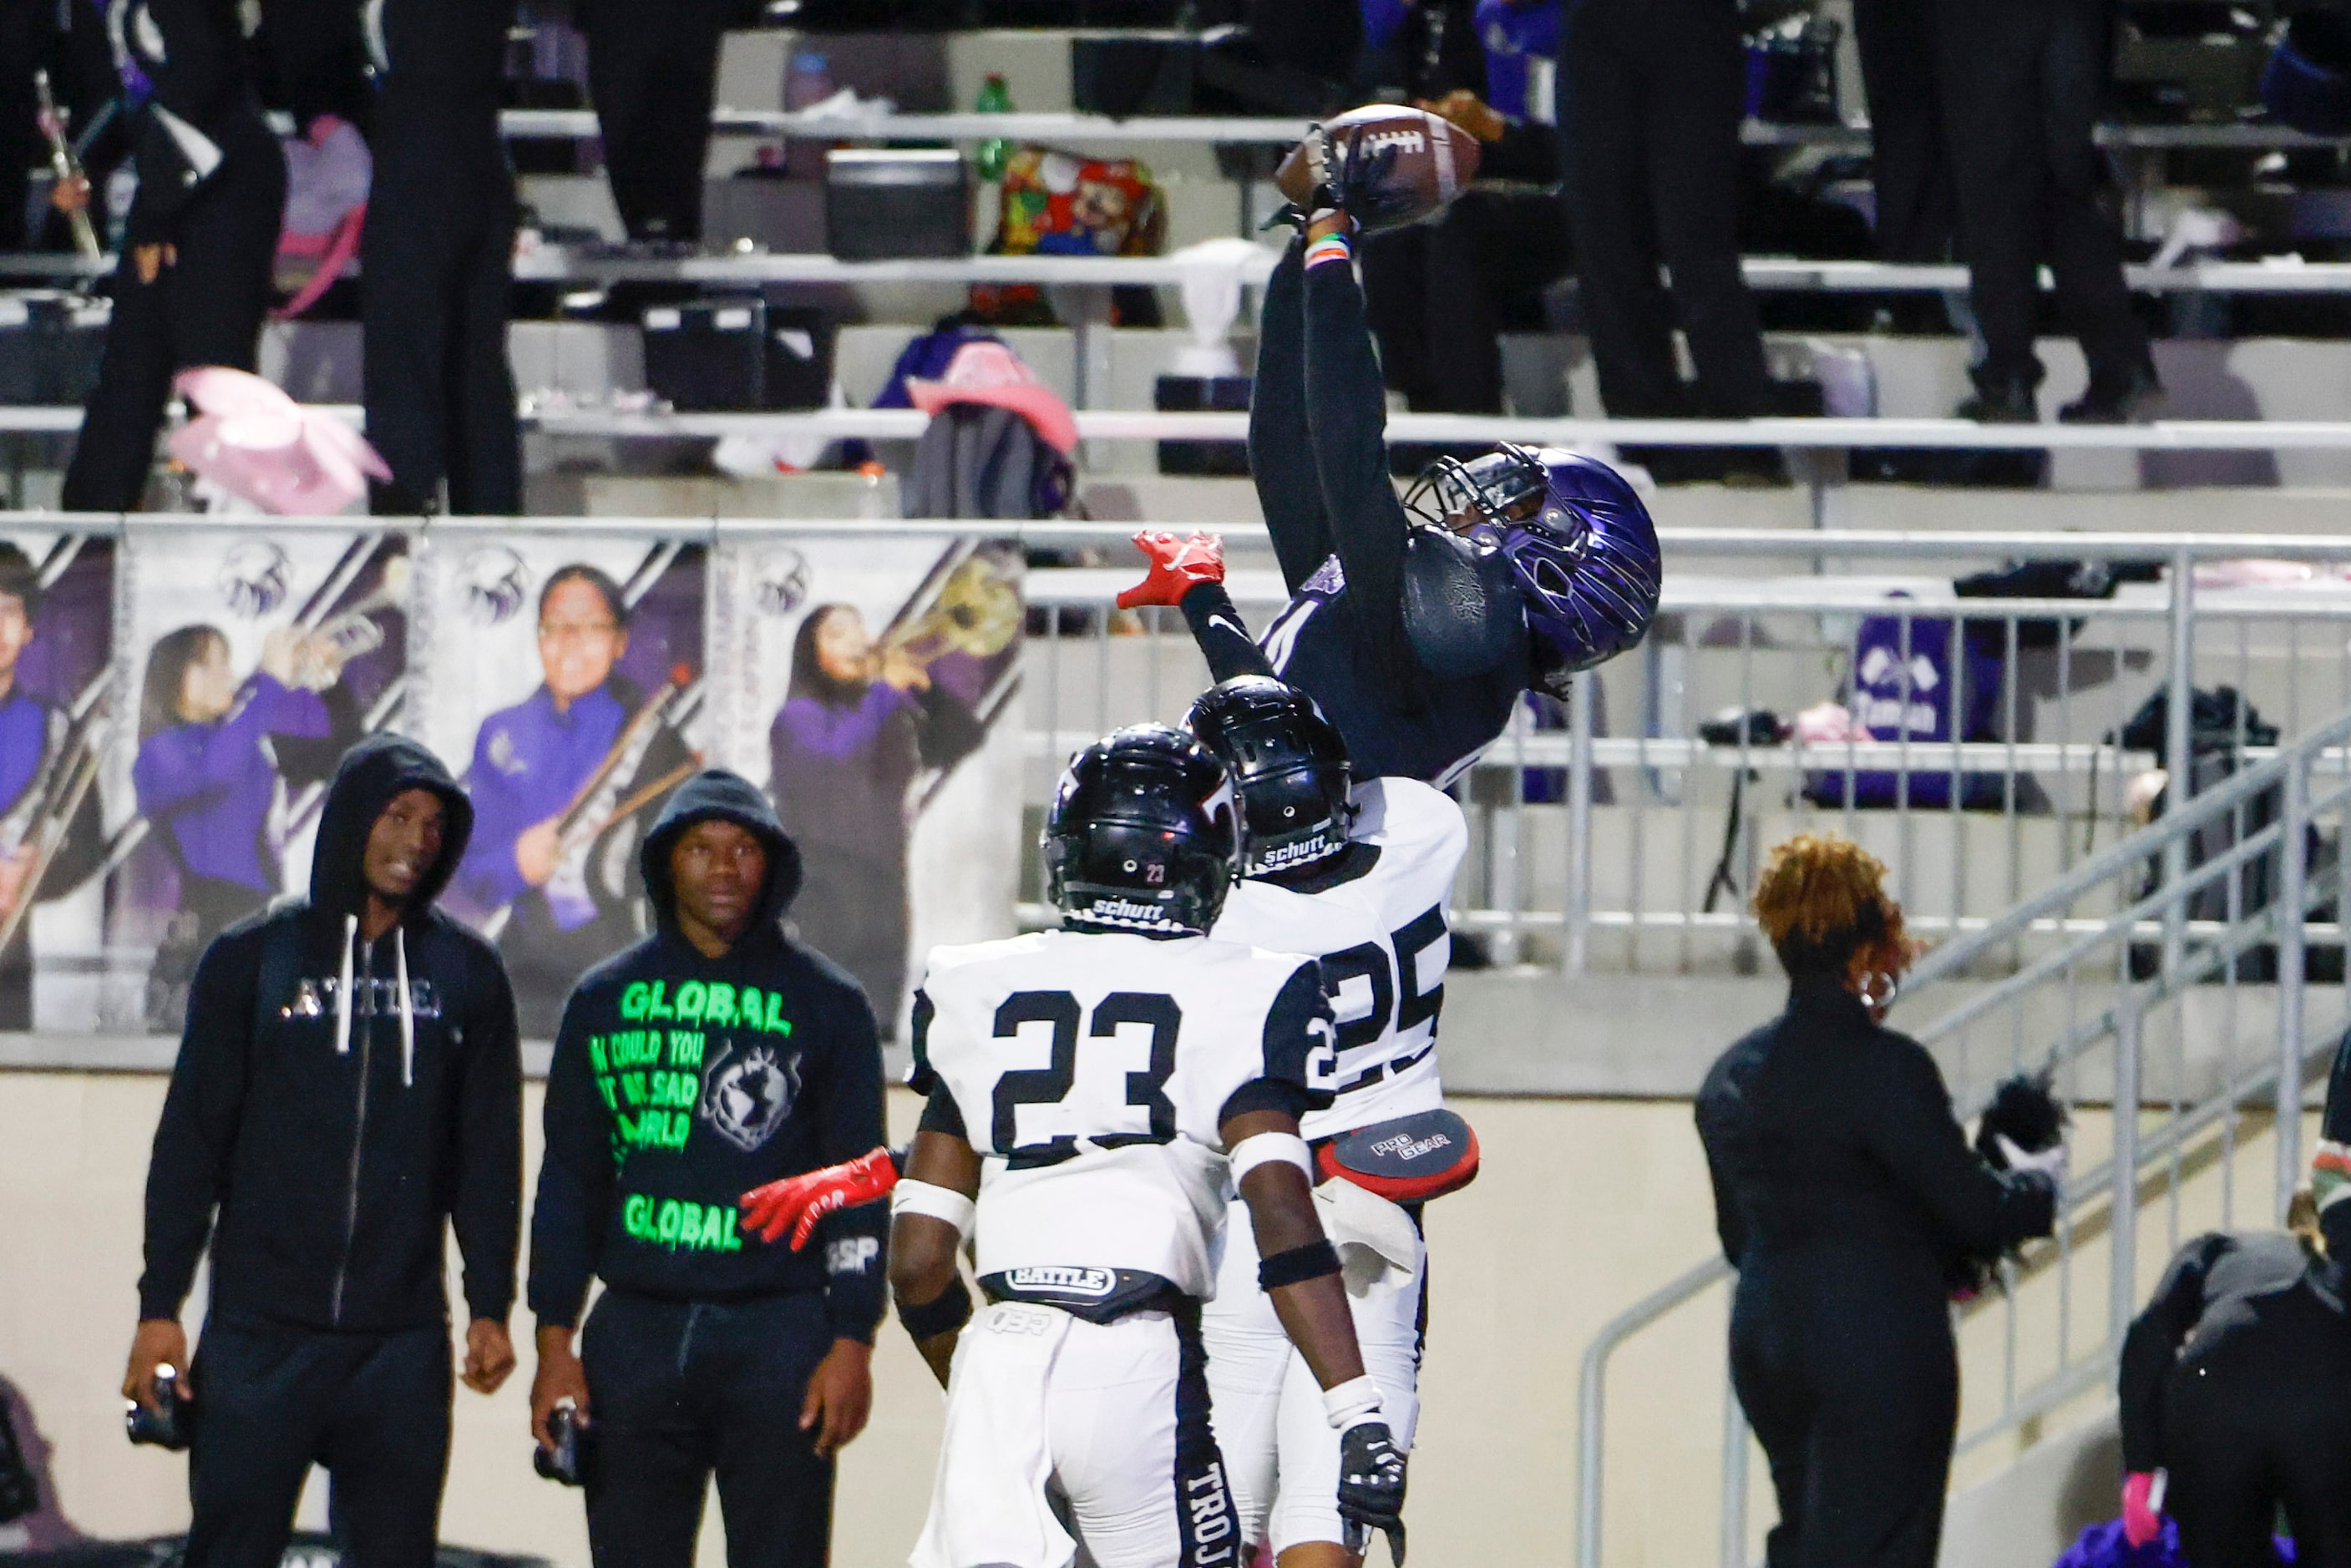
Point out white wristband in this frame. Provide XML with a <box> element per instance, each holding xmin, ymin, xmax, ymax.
<box><xmin>891</xmin><ymin>1178</ymin><xmax>976</xmax><ymax>1240</ymax></box>
<box><xmin>1322</xmin><ymin>1374</ymin><xmax>1385</xmax><ymax>1430</ymax></box>
<box><xmin>1230</xmin><ymin>1130</ymin><xmax>1314</xmax><ymax>1186</ymax></box>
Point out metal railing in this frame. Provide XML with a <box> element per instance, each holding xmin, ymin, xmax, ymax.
<box><xmin>1571</xmin><ymin>703</ymin><xmax>2351</xmax><ymax>1568</ymax></box>
<box><xmin>1019</xmin><ymin>529</ymin><xmax>2351</xmax><ymax>975</ymax></box>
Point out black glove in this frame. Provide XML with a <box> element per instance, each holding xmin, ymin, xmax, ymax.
<box><xmin>1322</xmin><ymin>124</ymin><xmax>1414</xmax><ymax>231</ymax></box>
<box><xmin>1338</xmin><ymin>1419</ymin><xmax>1408</xmax><ymax>1565</ymax></box>
<box><xmin>1974</xmin><ymin>1072</ymin><xmax>2067</xmax><ymax>1169</ymax></box>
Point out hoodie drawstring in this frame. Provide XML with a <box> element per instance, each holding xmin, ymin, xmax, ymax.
<box><xmin>394</xmin><ymin>925</ymin><xmax>414</xmax><ymax>1087</ymax></box>
<box><xmin>334</xmin><ymin>913</ymin><xmax>357</xmax><ymax>1056</ymax></box>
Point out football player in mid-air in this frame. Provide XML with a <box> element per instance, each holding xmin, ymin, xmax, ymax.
<box><xmin>1184</xmin><ymin>675</ymin><xmax>1472</xmax><ymax>1568</ymax></box>
<box><xmin>742</xmin><ymin>726</ymin><xmax>1409</xmax><ymax>1568</ymax></box>
<box><xmin>1117</xmin><ymin>128</ymin><xmax>1664</xmax><ymax>790</ymax></box>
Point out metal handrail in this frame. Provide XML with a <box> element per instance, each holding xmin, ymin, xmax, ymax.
<box><xmin>1571</xmin><ymin>706</ymin><xmax>2351</xmax><ymax>1568</ymax></box>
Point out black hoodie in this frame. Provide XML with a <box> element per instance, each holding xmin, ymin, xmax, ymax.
<box><xmin>139</xmin><ymin>734</ymin><xmax>523</xmax><ymax>1331</ymax></box>
<box><xmin>528</xmin><ymin>771</ymin><xmax>888</xmax><ymax>1342</ymax></box>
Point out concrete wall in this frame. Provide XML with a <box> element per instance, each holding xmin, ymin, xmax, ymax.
<box><xmin>0</xmin><ymin>1075</ymin><xmax>1733</xmax><ymax>1568</ymax></box>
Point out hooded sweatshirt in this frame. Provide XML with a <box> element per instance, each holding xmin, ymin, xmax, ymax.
<box><xmin>139</xmin><ymin>734</ymin><xmax>524</xmax><ymax>1332</ymax></box>
<box><xmin>528</xmin><ymin>770</ymin><xmax>888</xmax><ymax>1342</ymax></box>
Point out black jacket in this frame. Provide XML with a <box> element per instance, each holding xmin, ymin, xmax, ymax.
<box><xmin>528</xmin><ymin>771</ymin><xmax>889</xmax><ymax>1342</ymax></box>
<box><xmin>139</xmin><ymin>734</ymin><xmax>523</xmax><ymax>1332</ymax></box>
<box><xmin>2117</xmin><ymin>1230</ymin><xmax>2342</xmax><ymax>1473</ymax></box>
<box><xmin>1695</xmin><ymin>979</ymin><xmax>2055</xmax><ymax>1290</ymax></box>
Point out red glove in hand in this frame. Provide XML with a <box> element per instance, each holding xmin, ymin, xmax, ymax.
<box><xmin>1117</xmin><ymin>530</ymin><xmax>1225</xmax><ymax>610</ymax></box>
<box><xmin>2121</xmin><ymin>1470</ymin><xmax>2165</xmax><ymax>1549</ymax></box>
<box><xmin>741</xmin><ymin>1147</ymin><xmax>899</xmax><ymax>1251</ymax></box>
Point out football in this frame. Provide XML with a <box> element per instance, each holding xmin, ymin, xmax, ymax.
<box><xmin>1273</xmin><ymin>104</ymin><xmax>1482</xmax><ymax>232</ymax></box>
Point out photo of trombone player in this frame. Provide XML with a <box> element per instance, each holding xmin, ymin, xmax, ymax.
<box><xmin>764</xmin><ymin>546</ymin><xmax>1020</xmax><ymax>1030</ymax></box>
<box><xmin>450</xmin><ymin>564</ymin><xmax>697</xmax><ymax>1038</ymax></box>
<box><xmin>0</xmin><ymin>542</ymin><xmax>107</xmax><ymax>1030</ymax></box>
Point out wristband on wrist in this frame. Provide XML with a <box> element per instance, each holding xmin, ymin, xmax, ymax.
<box><xmin>892</xmin><ymin>1178</ymin><xmax>977</xmax><ymax>1240</ymax></box>
<box><xmin>1304</xmin><ymin>233</ymin><xmax>1351</xmax><ymax>270</ymax></box>
<box><xmin>895</xmin><ymin>1275</ymin><xmax>973</xmax><ymax>1342</ymax></box>
<box><xmin>1258</xmin><ymin>1238</ymin><xmax>1342</xmax><ymax>1291</ymax></box>
<box><xmin>1322</xmin><ymin>1373</ymin><xmax>1385</xmax><ymax>1430</ymax></box>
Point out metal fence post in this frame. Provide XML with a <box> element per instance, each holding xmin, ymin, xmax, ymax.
<box><xmin>2277</xmin><ymin>756</ymin><xmax>2309</xmax><ymax>1218</ymax></box>
<box><xmin>2162</xmin><ymin>548</ymin><xmax>2195</xmax><ymax>979</ymax></box>
<box><xmin>1568</xmin><ymin>668</ymin><xmax>1595</xmax><ymax>977</ymax></box>
<box><xmin>2111</xmin><ymin>993</ymin><xmax>2143</xmax><ymax>1341</ymax></box>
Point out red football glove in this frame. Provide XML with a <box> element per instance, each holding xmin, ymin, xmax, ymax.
<box><xmin>2121</xmin><ymin>1470</ymin><xmax>2164</xmax><ymax>1549</ymax></box>
<box><xmin>1117</xmin><ymin>530</ymin><xmax>1225</xmax><ymax>610</ymax></box>
<box><xmin>741</xmin><ymin>1146</ymin><xmax>898</xmax><ymax>1251</ymax></box>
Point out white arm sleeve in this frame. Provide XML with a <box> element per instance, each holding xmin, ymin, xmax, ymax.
<box><xmin>1230</xmin><ymin>1130</ymin><xmax>1314</xmax><ymax>1186</ymax></box>
<box><xmin>891</xmin><ymin>1178</ymin><xmax>977</xmax><ymax>1239</ymax></box>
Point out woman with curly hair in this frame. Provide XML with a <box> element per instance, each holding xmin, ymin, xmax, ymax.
<box><xmin>1695</xmin><ymin>833</ymin><xmax>2065</xmax><ymax>1568</ymax></box>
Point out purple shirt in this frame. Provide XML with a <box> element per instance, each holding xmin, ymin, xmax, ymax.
<box><xmin>0</xmin><ymin>689</ymin><xmax>43</xmax><ymax>822</ymax></box>
<box><xmin>133</xmin><ymin>674</ymin><xmax>329</xmax><ymax>893</ymax></box>
<box><xmin>453</xmin><ymin>683</ymin><xmax>626</xmax><ymax>928</ymax></box>
<box><xmin>768</xmin><ymin>683</ymin><xmax>923</xmax><ymax>857</ymax></box>
<box><xmin>1476</xmin><ymin>0</ymin><xmax>1560</xmax><ymax>119</ymax></box>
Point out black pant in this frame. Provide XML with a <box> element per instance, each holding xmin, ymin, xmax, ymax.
<box><xmin>580</xmin><ymin>1289</ymin><xmax>838</xmax><ymax>1568</ymax></box>
<box><xmin>580</xmin><ymin>0</ymin><xmax>730</xmax><ymax>242</ymax></box>
<box><xmin>1730</xmin><ymin>1255</ymin><xmax>1958</xmax><ymax>1568</ymax></box>
<box><xmin>1933</xmin><ymin>0</ymin><xmax>2146</xmax><ymax>394</ymax></box>
<box><xmin>1852</xmin><ymin>0</ymin><xmax>1953</xmax><ymax>262</ymax></box>
<box><xmin>2162</xmin><ymin>1282</ymin><xmax>2351</xmax><ymax>1568</ymax></box>
<box><xmin>363</xmin><ymin>98</ymin><xmax>521</xmax><ymax>516</ymax></box>
<box><xmin>62</xmin><ymin>113</ymin><xmax>286</xmax><ymax>513</ymax></box>
<box><xmin>1555</xmin><ymin>0</ymin><xmax>1771</xmax><ymax>417</ymax></box>
<box><xmin>185</xmin><ymin>1318</ymin><xmax>452</xmax><ymax>1568</ymax></box>
<box><xmin>1360</xmin><ymin>190</ymin><xmax>1576</xmax><ymax>415</ymax></box>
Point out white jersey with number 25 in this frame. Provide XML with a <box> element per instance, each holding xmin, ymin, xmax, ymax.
<box><xmin>1211</xmin><ymin>776</ymin><xmax>1468</xmax><ymax>1141</ymax></box>
<box><xmin>911</xmin><ymin>929</ymin><xmax>1337</xmax><ymax>1299</ymax></box>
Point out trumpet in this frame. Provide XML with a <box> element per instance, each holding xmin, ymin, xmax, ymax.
<box><xmin>877</xmin><ymin>553</ymin><xmax>1021</xmax><ymax>671</ymax></box>
<box><xmin>288</xmin><ymin>554</ymin><xmax>412</xmax><ymax>690</ymax></box>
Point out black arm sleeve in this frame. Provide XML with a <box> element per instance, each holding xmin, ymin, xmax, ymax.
<box><xmin>1300</xmin><ymin>245</ymin><xmax>1424</xmax><ymax>698</ymax></box>
<box><xmin>139</xmin><ymin>928</ymin><xmax>257</xmax><ymax>1320</ymax></box>
<box><xmin>1857</xmin><ymin>1038</ymin><xmax>2058</xmax><ymax>1257</ymax></box>
<box><xmin>451</xmin><ymin>953</ymin><xmax>523</xmax><ymax>1323</ymax></box>
<box><xmin>2117</xmin><ymin>1234</ymin><xmax>2231</xmax><ymax>1472</ymax></box>
<box><xmin>1248</xmin><ymin>240</ymin><xmax>1339</xmax><ymax>595</ymax></box>
<box><xmin>812</xmin><ymin>984</ymin><xmax>890</xmax><ymax>1343</ymax></box>
<box><xmin>525</xmin><ymin>991</ymin><xmax>614</xmax><ymax>1330</ymax></box>
<box><xmin>1178</xmin><ymin>584</ymin><xmax>1277</xmax><ymax>683</ymax></box>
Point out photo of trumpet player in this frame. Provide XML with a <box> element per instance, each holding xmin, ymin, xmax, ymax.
<box><xmin>433</xmin><ymin>544</ymin><xmax>702</xmax><ymax>1039</ymax></box>
<box><xmin>0</xmin><ymin>536</ymin><xmax>110</xmax><ymax>1032</ymax></box>
<box><xmin>110</xmin><ymin>533</ymin><xmax>403</xmax><ymax>1032</ymax></box>
<box><xmin>719</xmin><ymin>539</ymin><xmax>1023</xmax><ymax>1036</ymax></box>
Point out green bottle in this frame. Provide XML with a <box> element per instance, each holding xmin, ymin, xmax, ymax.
<box><xmin>975</xmin><ymin>73</ymin><xmax>1014</xmax><ymax>182</ymax></box>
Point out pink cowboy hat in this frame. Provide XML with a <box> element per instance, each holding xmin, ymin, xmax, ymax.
<box><xmin>904</xmin><ymin>341</ymin><xmax>1079</xmax><ymax>456</ymax></box>
<box><xmin>167</xmin><ymin>367</ymin><xmax>392</xmax><ymax>515</ymax></box>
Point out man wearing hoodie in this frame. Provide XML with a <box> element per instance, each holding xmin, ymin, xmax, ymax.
<box><xmin>527</xmin><ymin>769</ymin><xmax>887</xmax><ymax>1568</ymax></box>
<box><xmin>124</xmin><ymin>732</ymin><xmax>524</xmax><ymax>1568</ymax></box>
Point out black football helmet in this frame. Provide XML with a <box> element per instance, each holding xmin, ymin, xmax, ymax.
<box><xmin>1184</xmin><ymin>676</ymin><xmax>1353</xmax><ymax>878</ymax></box>
<box><xmin>1043</xmin><ymin>724</ymin><xmax>1241</xmax><ymax>937</ymax></box>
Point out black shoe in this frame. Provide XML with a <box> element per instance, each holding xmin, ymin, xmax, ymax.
<box><xmin>1956</xmin><ymin>379</ymin><xmax>2039</xmax><ymax>423</ymax></box>
<box><xmin>2058</xmin><ymin>364</ymin><xmax>2165</xmax><ymax>425</ymax></box>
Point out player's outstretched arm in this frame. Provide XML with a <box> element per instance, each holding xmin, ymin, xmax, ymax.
<box><xmin>888</xmin><ymin>1129</ymin><xmax>982</xmax><ymax>1388</ymax></box>
<box><xmin>1224</xmin><ymin>1107</ymin><xmax>1411</xmax><ymax>1563</ymax></box>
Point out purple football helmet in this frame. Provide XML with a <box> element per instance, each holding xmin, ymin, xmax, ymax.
<box><xmin>1403</xmin><ymin>443</ymin><xmax>1662</xmax><ymax>690</ymax></box>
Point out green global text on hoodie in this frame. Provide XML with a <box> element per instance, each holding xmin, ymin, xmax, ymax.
<box><xmin>526</xmin><ymin>770</ymin><xmax>888</xmax><ymax>1342</ymax></box>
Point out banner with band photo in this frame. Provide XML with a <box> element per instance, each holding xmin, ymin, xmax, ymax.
<box><xmin>409</xmin><ymin>536</ymin><xmax>709</xmax><ymax>1041</ymax></box>
<box><xmin>0</xmin><ymin>527</ymin><xmax>1028</xmax><ymax>1042</ymax></box>
<box><xmin>708</xmin><ymin>537</ymin><xmax>1026</xmax><ymax>1039</ymax></box>
<box><xmin>107</xmin><ymin>529</ymin><xmax>412</xmax><ymax>1034</ymax></box>
<box><xmin>0</xmin><ymin>530</ymin><xmax>114</xmax><ymax>1034</ymax></box>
